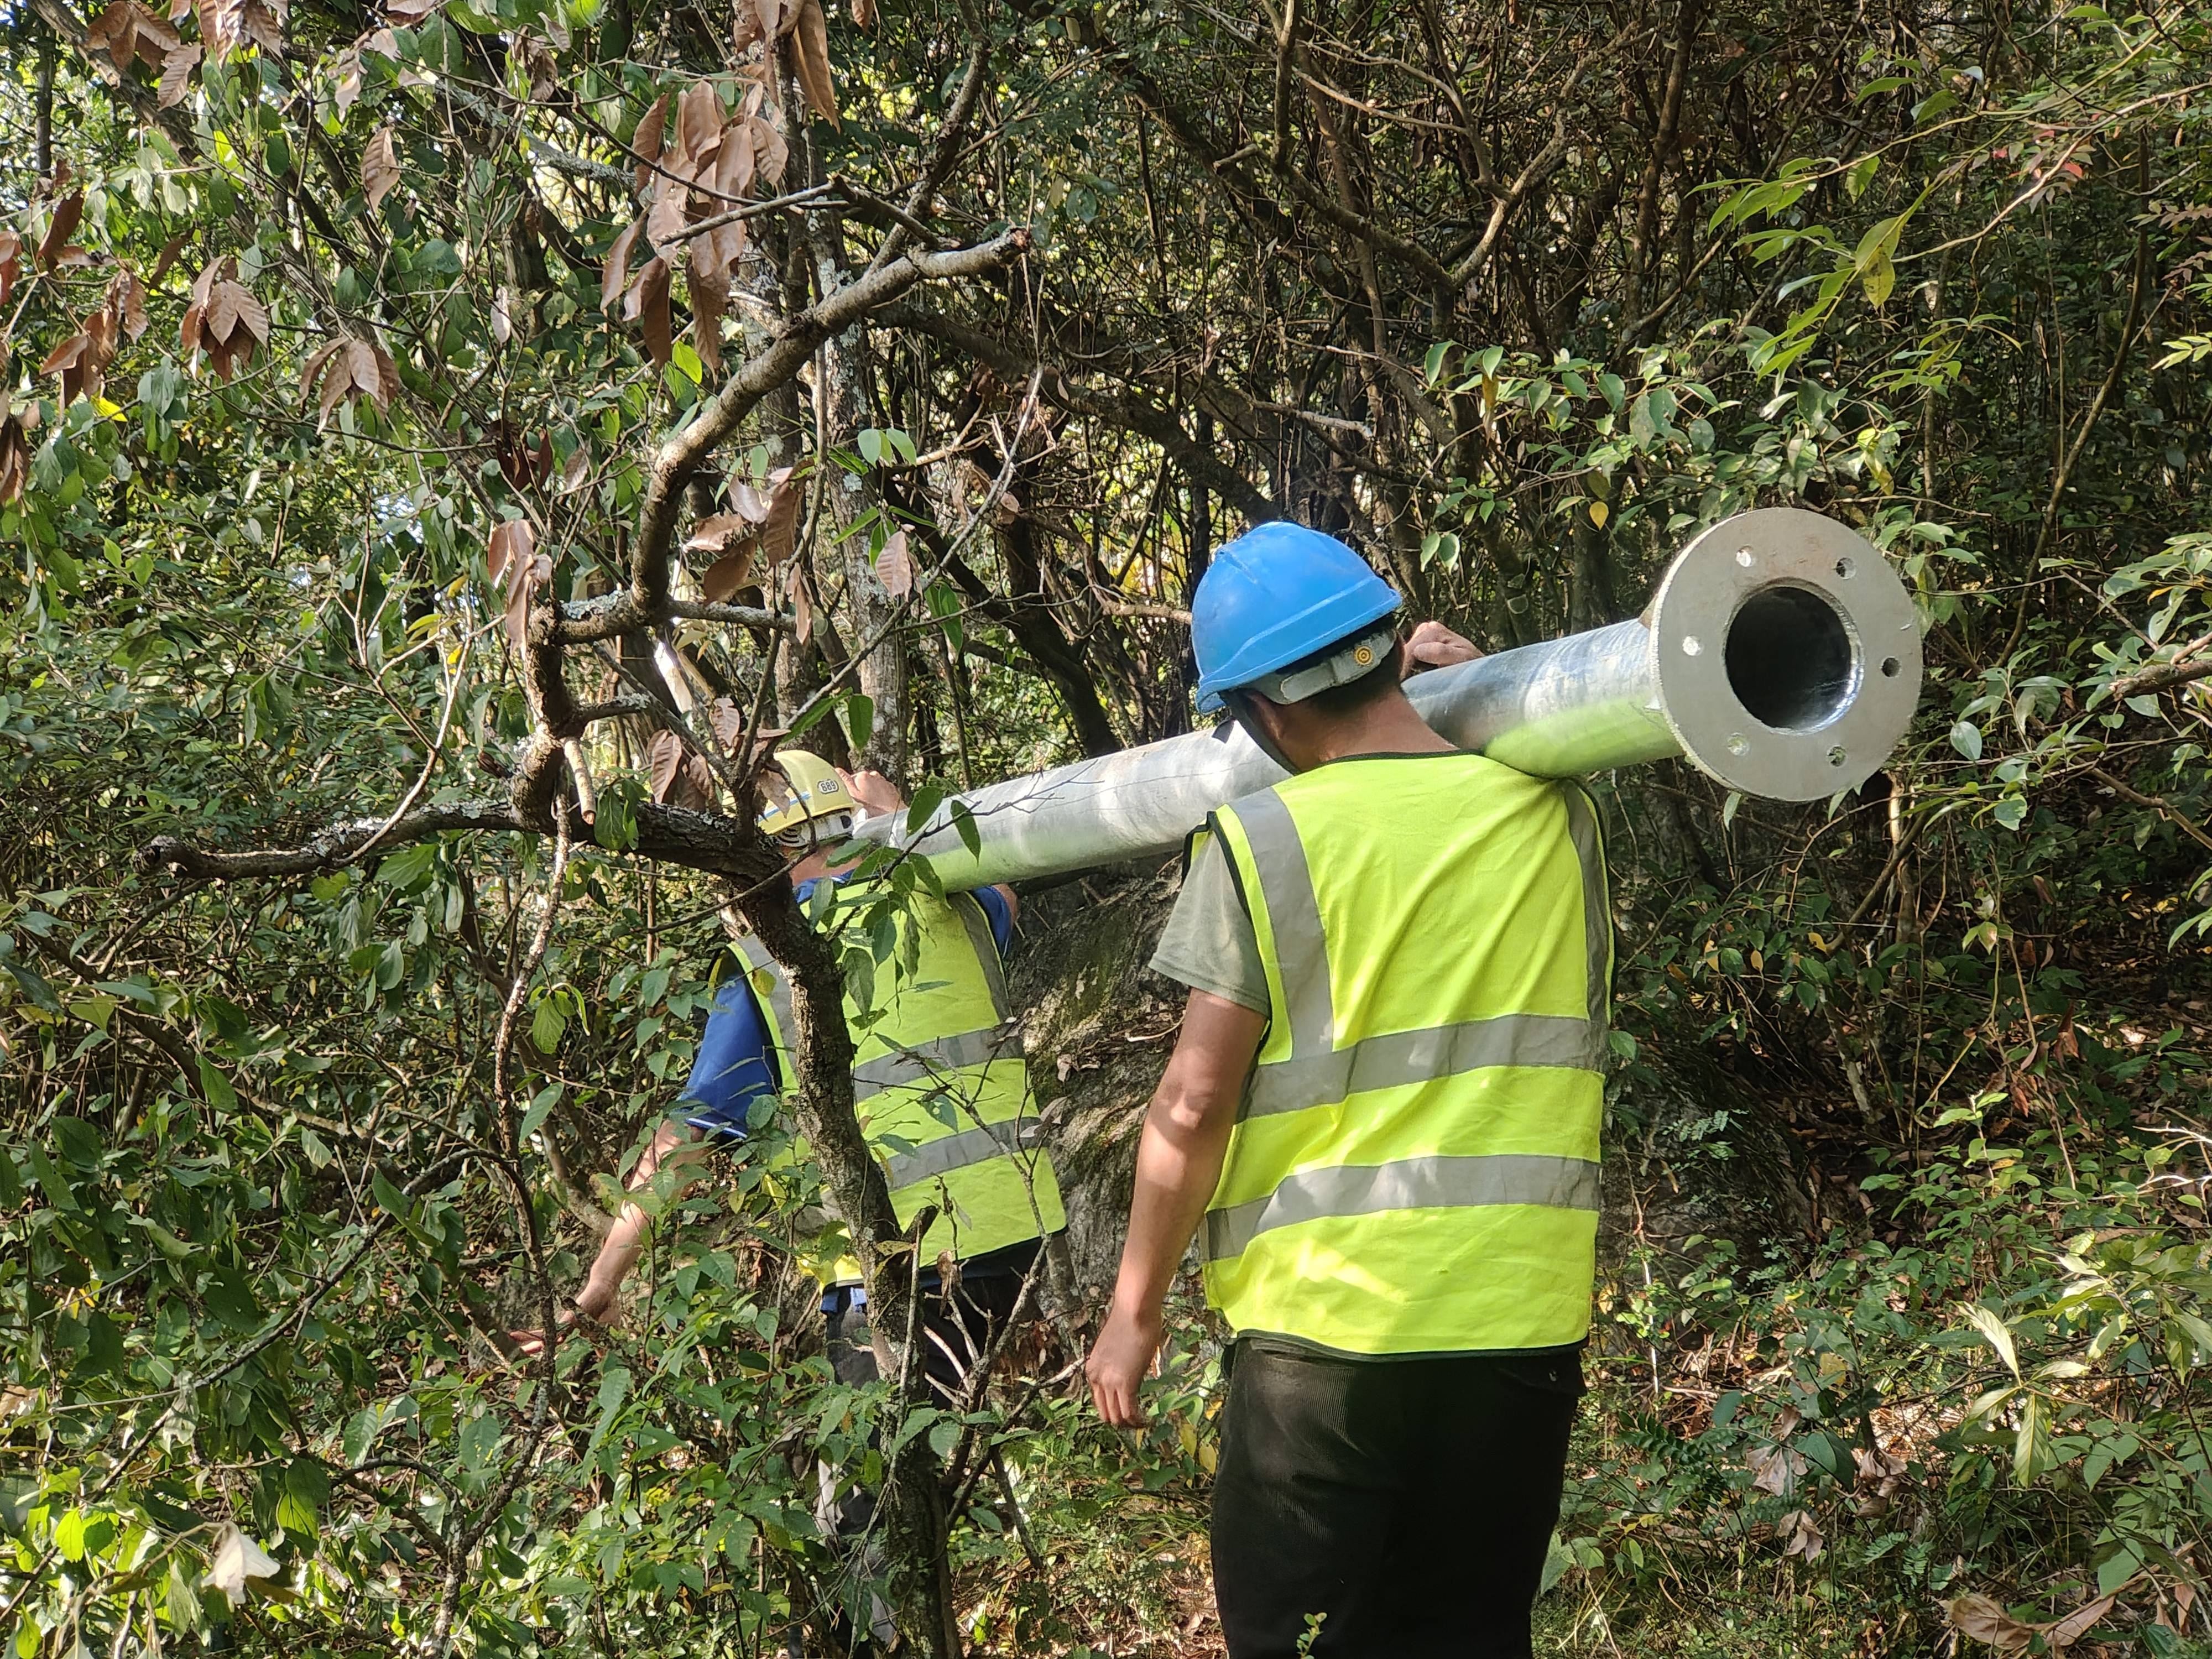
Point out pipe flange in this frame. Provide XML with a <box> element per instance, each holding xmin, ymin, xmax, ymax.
<box><xmin>1650</xmin><ymin>508</ymin><xmax>1923</xmax><ymax>802</ymax></box>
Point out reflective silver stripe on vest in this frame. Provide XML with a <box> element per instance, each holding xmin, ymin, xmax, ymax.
<box><xmin>733</xmin><ymin>933</ymin><xmax>795</xmax><ymax>1076</ymax></box>
<box><xmin>1228</xmin><ymin>777</ymin><xmax>1612</xmax><ymax>1120</ymax></box>
<box><xmin>850</xmin><ymin>1025</ymin><xmax>1015</xmax><ymax>1099</ymax></box>
<box><xmin>1564</xmin><ymin>786</ymin><xmax>1614</xmax><ymax>1026</ymax></box>
<box><xmin>1244</xmin><ymin>1013</ymin><xmax>1606</xmax><ymax>1118</ymax></box>
<box><xmin>1202</xmin><ymin>1152</ymin><xmax>1600</xmax><ymax>1261</ymax></box>
<box><xmin>883</xmin><ymin>1117</ymin><xmax>1037</xmax><ymax>1188</ymax></box>
<box><xmin>952</xmin><ymin>892</ymin><xmax>1014</xmax><ymax>1021</ymax></box>
<box><xmin>1232</xmin><ymin>789</ymin><xmax>1334</xmax><ymax>1058</ymax></box>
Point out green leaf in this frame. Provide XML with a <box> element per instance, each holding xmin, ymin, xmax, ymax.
<box><xmin>1861</xmin><ymin>248</ymin><xmax>1896</xmax><ymax>308</ymax></box>
<box><xmin>1844</xmin><ymin>154</ymin><xmax>1881</xmax><ymax>199</ymax></box>
<box><xmin>1992</xmin><ymin>795</ymin><xmax>2026</xmax><ymax>830</ymax></box>
<box><xmin>1963</xmin><ymin>1302</ymin><xmax>2020</xmax><ymax>1378</ymax></box>
<box><xmin>950</xmin><ymin>802</ymin><xmax>982</xmax><ymax>859</ymax></box>
<box><xmin>905</xmin><ymin>785</ymin><xmax>945</xmax><ymax>836</ymax></box>
<box><xmin>841</xmin><ymin>692</ymin><xmax>875</xmax><ymax>753</ymax></box>
<box><xmin>1949</xmin><ymin>721</ymin><xmax>1984</xmax><ymax>761</ymax></box>
<box><xmin>197</xmin><ymin>1053</ymin><xmax>239</xmax><ymax>1114</ymax></box>
<box><xmin>530</xmin><ymin>995</ymin><xmax>567</xmax><ymax>1054</ymax></box>
<box><xmin>3</xmin><ymin>959</ymin><xmax>62</xmax><ymax>1015</ymax></box>
<box><xmin>518</xmin><ymin>1082</ymin><xmax>561</xmax><ymax>1144</ymax></box>
<box><xmin>1423</xmin><ymin>342</ymin><xmax>1451</xmax><ymax>384</ymax></box>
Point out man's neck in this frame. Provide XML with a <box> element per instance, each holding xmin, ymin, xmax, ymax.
<box><xmin>1299</xmin><ymin>698</ymin><xmax>1456</xmax><ymax>768</ymax></box>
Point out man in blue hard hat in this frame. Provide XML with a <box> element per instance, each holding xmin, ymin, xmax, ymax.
<box><xmin>1086</xmin><ymin>521</ymin><xmax>1610</xmax><ymax>1658</ymax></box>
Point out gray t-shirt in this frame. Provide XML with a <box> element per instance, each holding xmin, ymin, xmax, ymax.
<box><xmin>1149</xmin><ymin>836</ymin><xmax>1270</xmax><ymax>1013</ymax></box>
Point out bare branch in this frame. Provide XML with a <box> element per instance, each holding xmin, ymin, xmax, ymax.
<box><xmin>540</xmin><ymin>231</ymin><xmax>1034</xmax><ymax>644</ymax></box>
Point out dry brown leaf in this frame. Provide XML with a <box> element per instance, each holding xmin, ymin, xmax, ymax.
<box><xmin>690</xmin><ymin>256</ymin><xmax>726</xmax><ymax>374</ymax></box>
<box><xmin>645</xmin><ymin>179</ymin><xmax>688</xmax><ymax>255</ymax></box>
<box><xmin>787</xmin><ymin>560</ymin><xmax>811</xmax><ymax>644</ymax></box>
<box><xmin>1947</xmin><ymin>1595</ymin><xmax>2034</xmax><ymax>1653</ymax></box>
<box><xmin>343</xmin><ymin>340</ymin><xmax>385</xmax><ymax>408</ymax></box>
<box><xmin>299</xmin><ymin>337</ymin><xmax>342</xmax><ymax>399</ymax></box>
<box><xmin>630</xmin><ymin>91</ymin><xmax>670</xmax><ymax>189</ymax></box>
<box><xmin>708</xmin><ymin>696</ymin><xmax>744</xmax><ymax>748</ymax></box>
<box><xmin>647</xmin><ymin>729</ymin><xmax>714</xmax><ymax>810</ymax></box>
<box><xmin>686</xmin><ymin>514</ymin><xmax>748</xmax><ymax>554</ymax></box>
<box><xmin>362</xmin><ymin>127</ymin><xmax>400</xmax><ymax>214</ymax></box>
<box><xmin>85</xmin><ymin>0</ymin><xmax>147</xmax><ymax>70</ymax></box>
<box><xmin>754</xmin><ymin>0</ymin><xmax>787</xmax><ymax>44</ymax></box>
<box><xmin>486</xmin><ymin>517</ymin><xmax>528</xmax><ymax>582</ymax></box>
<box><xmin>748</xmin><ymin>115</ymin><xmax>788</xmax><ymax>187</ymax></box>
<box><xmin>112</xmin><ymin>268</ymin><xmax>149</xmax><ymax>340</ymax></box>
<box><xmin>150</xmin><ymin>231</ymin><xmax>189</xmax><ymax>284</ymax></box>
<box><xmin>488</xmin><ymin>519</ymin><xmax>545</xmax><ymax>654</ymax></box>
<box><xmin>157</xmin><ymin>41</ymin><xmax>201</xmax><ymax>105</ymax></box>
<box><xmin>1746</xmin><ymin>1442</ymin><xmax>1804</xmax><ymax>1498</ymax></box>
<box><xmin>206</xmin><ymin>280</ymin><xmax>243</xmax><ymax>341</ymax></box>
<box><xmin>232</xmin><ymin>285</ymin><xmax>269</xmax><ymax>342</ymax></box>
<box><xmin>237</xmin><ymin>0</ymin><xmax>283</xmax><ymax>54</ymax></box>
<box><xmin>387</xmin><ymin>0</ymin><xmax>439</xmax><ymax>19</ymax></box>
<box><xmin>2043</xmin><ymin>1593</ymin><xmax>2118</xmax><ymax>1649</ymax></box>
<box><xmin>0</xmin><ymin>231</ymin><xmax>20</xmax><ymax>308</ymax></box>
<box><xmin>601</xmin><ymin>216</ymin><xmax>644</xmax><ymax>315</ymax></box>
<box><xmin>1777</xmin><ymin>1508</ymin><xmax>1823</xmax><ymax>1562</ymax></box>
<box><xmin>791</xmin><ymin>0</ymin><xmax>838</xmax><ymax>127</ymax></box>
<box><xmin>676</xmin><ymin>81</ymin><xmax>722</xmax><ymax>165</ymax></box>
<box><xmin>700</xmin><ymin>545</ymin><xmax>754</xmax><ymax>602</ymax></box>
<box><xmin>727</xmin><ymin>478</ymin><xmax>773</xmax><ymax>523</ymax></box>
<box><xmin>731</xmin><ymin>0</ymin><xmax>763</xmax><ymax>54</ymax></box>
<box><xmin>760</xmin><ymin>469</ymin><xmax>801</xmax><ymax>568</ymax></box>
<box><xmin>130</xmin><ymin>5</ymin><xmax>181</xmax><ymax>64</ymax></box>
<box><xmin>36</xmin><ymin>193</ymin><xmax>84</xmax><ymax>271</ymax></box>
<box><xmin>874</xmin><ymin>529</ymin><xmax>913</xmax><ymax>598</ymax></box>
<box><xmin>370</xmin><ymin>338</ymin><xmax>401</xmax><ymax>404</ymax></box>
<box><xmin>332</xmin><ymin>45</ymin><xmax>362</xmax><ymax>113</ymax></box>
<box><xmin>849</xmin><ymin>0</ymin><xmax>873</xmax><ymax>25</ymax></box>
<box><xmin>632</xmin><ymin>257</ymin><xmax>672</xmax><ymax>364</ymax></box>
<box><xmin>316</xmin><ymin>349</ymin><xmax>357</xmax><ymax>422</ymax></box>
<box><xmin>0</xmin><ymin>416</ymin><xmax>33</xmax><ymax>507</ymax></box>
<box><xmin>560</xmin><ymin>444</ymin><xmax>591</xmax><ymax>493</ymax></box>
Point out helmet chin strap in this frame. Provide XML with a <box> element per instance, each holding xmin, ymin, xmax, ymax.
<box><xmin>1222</xmin><ymin>691</ymin><xmax>1299</xmax><ymax>775</ymax></box>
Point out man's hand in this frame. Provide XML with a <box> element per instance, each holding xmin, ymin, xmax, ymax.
<box><xmin>1402</xmin><ymin>620</ymin><xmax>1482</xmax><ymax>676</ymax></box>
<box><xmin>508</xmin><ymin>1296</ymin><xmax>608</xmax><ymax>1359</ymax></box>
<box><xmin>840</xmin><ymin>767</ymin><xmax>906</xmax><ymax>820</ymax></box>
<box><xmin>1087</xmin><ymin>1300</ymin><xmax>1165</xmax><ymax>1427</ymax></box>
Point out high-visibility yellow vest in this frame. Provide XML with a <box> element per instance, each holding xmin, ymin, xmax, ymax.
<box><xmin>733</xmin><ymin>880</ymin><xmax>1065</xmax><ymax>1284</ymax></box>
<box><xmin>1201</xmin><ymin>753</ymin><xmax>1611</xmax><ymax>1355</ymax></box>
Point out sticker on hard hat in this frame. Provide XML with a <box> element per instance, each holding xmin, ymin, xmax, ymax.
<box><xmin>1353</xmin><ymin>645</ymin><xmax>1375</xmax><ymax>666</ymax></box>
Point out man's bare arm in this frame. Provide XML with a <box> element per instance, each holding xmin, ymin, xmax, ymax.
<box><xmin>1087</xmin><ymin>989</ymin><xmax>1266</xmax><ymax>1426</ymax></box>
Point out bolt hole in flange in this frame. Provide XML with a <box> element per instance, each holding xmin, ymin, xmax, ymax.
<box><xmin>1724</xmin><ymin>583</ymin><xmax>1857</xmax><ymax>732</ymax></box>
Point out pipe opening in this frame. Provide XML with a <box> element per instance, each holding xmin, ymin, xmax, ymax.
<box><xmin>1725</xmin><ymin>583</ymin><xmax>1855</xmax><ymax>732</ymax></box>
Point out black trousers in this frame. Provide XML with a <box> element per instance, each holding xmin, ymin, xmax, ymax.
<box><xmin>822</xmin><ymin>1244</ymin><xmax>1039</xmax><ymax>1400</ymax></box>
<box><xmin>1210</xmin><ymin>1339</ymin><xmax>1583</xmax><ymax>1659</ymax></box>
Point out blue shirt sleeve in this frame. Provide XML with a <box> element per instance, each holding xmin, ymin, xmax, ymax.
<box><xmin>676</xmin><ymin>973</ymin><xmax>777</xmax><ymax>1141</ymax></box>
<box><xmin>971</xmin><ymin>884</ymin><xmax>1014</xmax><ymax>957</ymax></box>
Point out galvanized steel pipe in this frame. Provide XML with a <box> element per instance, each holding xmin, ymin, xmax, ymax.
<box><xmin>859</xmin><ymin>508</ymin><xmax>1923</xmax><ymax>890</ymax></box>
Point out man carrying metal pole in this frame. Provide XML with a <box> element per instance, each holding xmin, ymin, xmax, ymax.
<box><xmin>528</xmin><ymin>752</ymin><xmax>1067</xmax><ymax>1399</ymax></box>
<box><xmin>1086</xmin><ymin>522</ymin><xmax>1609</xmax><ymax>1658</ymax></box>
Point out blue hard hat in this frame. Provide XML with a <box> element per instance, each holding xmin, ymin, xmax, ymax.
<box><xmin>1191</xmin><ymin>523</ymin><xmax>1402</xmax><ymax>712</ymax></box>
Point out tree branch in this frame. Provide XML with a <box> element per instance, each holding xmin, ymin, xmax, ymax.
<box><xmin>593</xmin><ymin>229</ymin><xmax>1032</xmax><ymax>633</ymax></box>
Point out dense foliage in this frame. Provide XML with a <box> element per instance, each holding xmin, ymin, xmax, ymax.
<box><xmin>6</xmin><ymin>0</ymin><xmax>2212</xmax><ymax>1650</ymax></box>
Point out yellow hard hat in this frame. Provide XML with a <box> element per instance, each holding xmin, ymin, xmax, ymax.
<box><xmin>757</xmin><ymin>750</ymin><xmax>859</xmax><ymax>845</ymax></box>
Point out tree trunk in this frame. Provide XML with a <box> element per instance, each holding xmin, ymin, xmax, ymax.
<box><xmin>722</xmin><ymin>868</ymin><xmax>961</xmax><ymax>1657</ymax></box>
